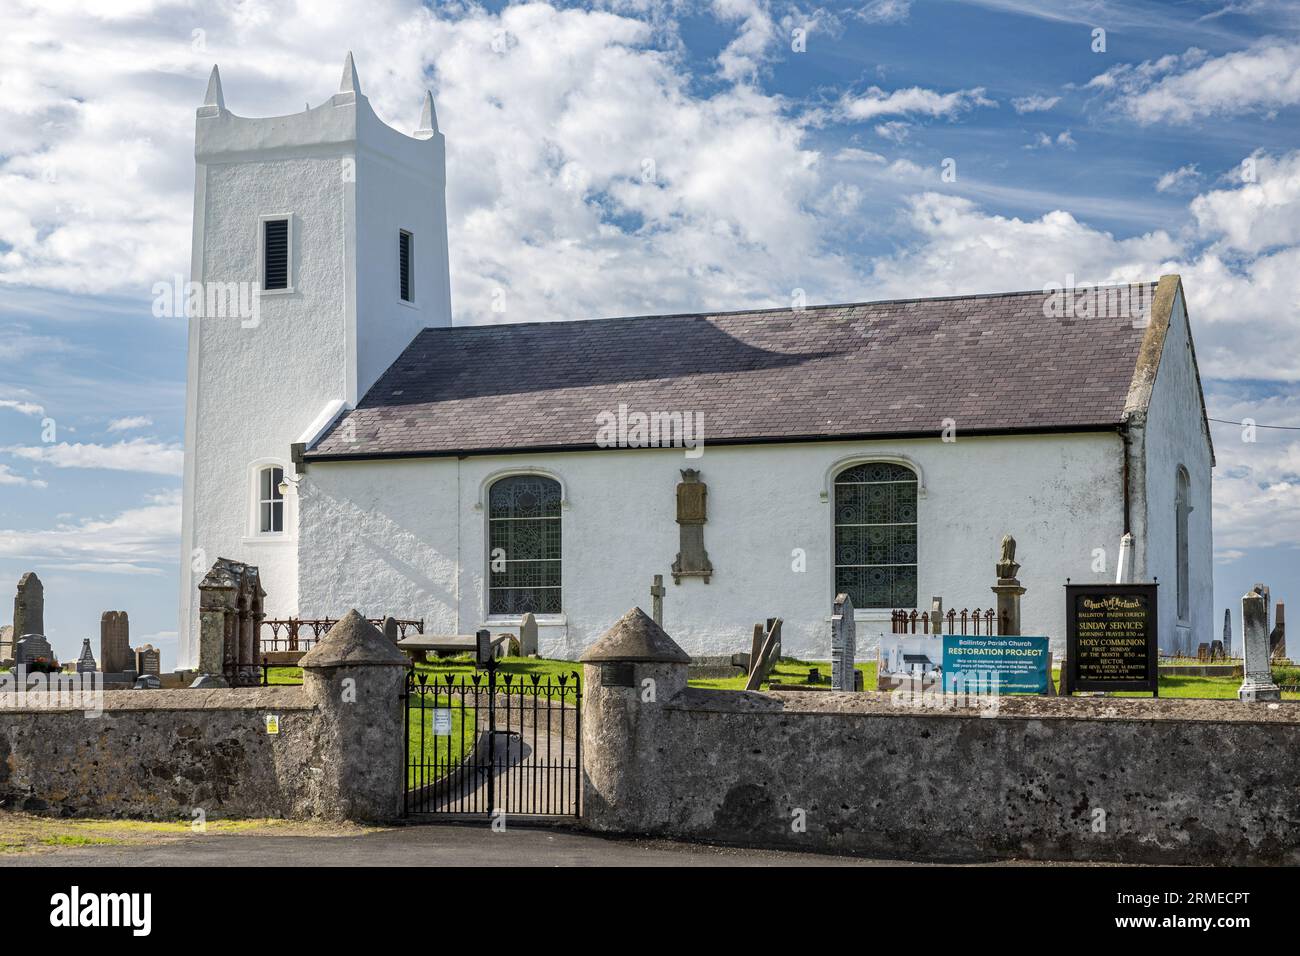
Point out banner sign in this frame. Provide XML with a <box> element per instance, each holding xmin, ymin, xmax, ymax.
<box><xmin>941</xmin><ymin>635</ymin><xmax>1050</xmax><ymax>694</ymax></box>
<box><xmin>1066</xmin><ymin>583</ymin><xmax>1159</xmax><ymax>695</ymax></box>
<box><xmin>878</xmin><ymin>634</ymin><xmax>1050</xmax><ymax>694</ymax></box>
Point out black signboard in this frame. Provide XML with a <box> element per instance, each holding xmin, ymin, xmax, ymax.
<box><xmin>1065</xmin><ymin>583</ymin><xmax>1159</xmax><ymax>695</ymax></box>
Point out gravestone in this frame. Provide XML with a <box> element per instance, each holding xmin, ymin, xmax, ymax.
<box><xmin>15</xmin><ymin>633</ymin><xmax>53</xmax><ymax>666</ymax></box>
<box><xmin>196</xmin><ymin>557</ymin><xmax>265</xmax><ymax>687</ymax></box>
<box><xmin>133</xmin><ymin>674</ymin><xmax>162</xmax><ymax>689</ymax></box>
<box><xmin>1210</xmin><ymin>639</ymin><xmax>1225</xmax><ymax>661</ymax></box>
<box><xmin>1239</xmin><ymin>588</ymin><xmax>1281</xmax><ymax>702</ymax></box>
<box><xmin>743</xmin><ymin>618</ymin><xmax>783</xmax><ymax>691</ymax></box>
<box><xmin>382</xmin><ymin>616</ymin><xmax>399</xmax><ymax>642</ymax></box>
<box><xmin>0</xmin><ymin>625</ymin><xmax>12</xmax><ymax>664</ymax></box>
<box><xmin>13</xmin><ymin>572</ymin><xmax>44</xmax><ymax>641</ymax></box>
<box><xmin>1223</xmin><ymin>608</ymin><xmax>1232</xmax><ymax>657</ymax></box>
<box><xmin>929</xmin><ymin>596</ymin><xmax>944</xmax><ymax>635</ymax></box>
<box><xmin>650</xmin><ymin>575</ymin><xmax>665</xmax><ymax>627</ymax></box>
<box><xmin>1270</xmin><ymin>602</ymin><xmax>1286</xmax><ymax>660</ymax></box>
<box><xmin>1197</xmin><ymin>642</ymin><xmax>1210</xmax><ymax>662</ymax></box>
<box><xmin>135</xmin><ymin>644</ymin><xmax>161</xmax><ymax>677</ymax></box>
<box><xmin>830</xmin><ymin>592</ymin><xmax>857</xmax><ymax>691</ymax></box>
<box><xmin>76</xmin><ymin>638</ymin><xmax>97</xmax><ymax>674</ymax></box>
<box><xmin>100</xmin><ymin>611</ymin><xmax>131</xmax><ymax>674</ymax></box>
<box><xmin>519</xmin><ymin>612</ymin><xmax>538</xmax><ymax>656</ymax></box>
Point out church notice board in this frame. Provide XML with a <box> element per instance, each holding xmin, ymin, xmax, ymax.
<box><xmin>1066</xmin><ymin>583</ymin><xmax>1159</xmax><ymax>695</ymax></box>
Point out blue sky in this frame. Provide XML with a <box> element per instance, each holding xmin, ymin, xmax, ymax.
<box><xmin>2</xmin><ymin>0</ymin><xmax>1300</xmax><ymax>668</ymax></box>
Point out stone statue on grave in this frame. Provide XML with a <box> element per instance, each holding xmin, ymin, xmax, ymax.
<box><xmin>996</xmin><ymin>534</ymin><xmax>1020</xmax><ymax>581</ymax></box>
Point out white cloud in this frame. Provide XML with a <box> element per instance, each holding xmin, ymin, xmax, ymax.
<box><xmin>833</xmin><ymin>148</ymin><xmax>887</xmax><ymax>164</ymax></box>
<box><xmin>840</xmin><ymin>85</ymin><xmax>995</xmax><ymax>122</ymax></box>
<box><xmin>0</xmin><ymin>399</ymin><xmax>44</xmax><ymax>416</ymax></box>
<box><xmin>4</xmin><ymin>438</ymin><xmax>183</xmax><ymax>475</ymax></box>
<box><xmin>0</xmin><ymin>464</ymin><xmax>46</xmax><ymax>488</ymax></box>
<box><xmin>1093</xmin><ymin>40</ymin><xmax>1300</xmax><ymax>124</ymax></box>
<box><xmin>107</xmin><ymin>415</ymin><xmax>153</xmax><ymax>432</ymax></box>
<box><xmin>1156</xmin><ymin>164</ymin><xmax>1201</xmax><ymax>193</ymax></box>
<box><xmin>1011</xmin><ymin>94</ymin><xmax>1060</xmax><ymax>113</ymax></box>
<box><xmin>854</xmin><ymin>0</ymin><xmax>912</xmax><ymax>23</ymax></box>
<box><xmin>1189</xmin><ymin>151</ymin><xmax>1300</xmax><ymax>253</ymax></box>
<box><xmin>874</xmin><ymin>121</ymin><xmax>911</xmax><ymax>143</ymax></box>
<box><xmin>0</xmin><ymin>490</ymin><xmax>179</xmax><ymax>574</ymax></box>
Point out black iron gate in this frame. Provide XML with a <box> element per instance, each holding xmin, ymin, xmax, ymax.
<box><xmin>403</xmin><ymin>662</ymin><xmax>581</xmax><ymax>818</ymax></box>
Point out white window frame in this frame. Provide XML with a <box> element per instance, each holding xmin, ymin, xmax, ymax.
<box><xmin>244</xmin><ymin>458</ymin><xmax>293</xmax><ymax>543</ymax></box>
<box><xmin>257</xmin><ymin>213</ymin><xmax>295</xmax><ymax>295</ymax></box>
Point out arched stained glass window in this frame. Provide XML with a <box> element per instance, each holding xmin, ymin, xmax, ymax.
<box><xmin>833</xmin><ymin>462</ymin><xmax>918</xmax><ymax>609</ymax></box>
<box><xmin>488</xmin><ymin>475</ymin><xmax>562</xmax><ymax>615</ymax></box>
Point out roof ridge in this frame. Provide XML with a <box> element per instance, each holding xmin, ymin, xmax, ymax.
<box><xmin>418</xmin><ymin>280</ymin><xmax>1162</xmax><ymax>333</ymax></box>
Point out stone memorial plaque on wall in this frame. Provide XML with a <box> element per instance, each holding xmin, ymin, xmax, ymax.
<box><xmin>1066</xmin><ymin>583</ymin><xmax>1159</xmax><ymax>696</ymax></box>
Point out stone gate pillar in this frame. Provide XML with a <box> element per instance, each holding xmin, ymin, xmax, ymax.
<box><xmin>301</xmin><ymin>609</ymin><xmax>409</xmax><ymax>821</ymax></box>
<box><xmin>579</xmin><ymin>606</ymin><xmax>690</xmax><ymax>832</ymax></box>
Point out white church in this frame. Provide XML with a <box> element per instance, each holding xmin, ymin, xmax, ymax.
<box><xmin>177</xmin><ymin>55</ymin><xmax>1215</xmax><ymax>669</ymax></box>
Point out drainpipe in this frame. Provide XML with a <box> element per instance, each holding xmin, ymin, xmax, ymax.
<box><xmin>1118</xmin><ymin>422</ymin><xmax>1132</xmax><ymax>535</ymax></box>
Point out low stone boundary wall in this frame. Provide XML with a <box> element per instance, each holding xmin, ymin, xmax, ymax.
<box><xmin>583</xmin><ymin>655</ymin><xmax>1300</xmax><ymax>864</ymax></box>
<box><xmin>0</xmin><ymin>610</ymin><xmax>408</xmax><ymax>822</ymax></box>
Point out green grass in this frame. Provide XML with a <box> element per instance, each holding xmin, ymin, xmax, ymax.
<box><xmin>689</xmin><ymin>657</ymin><xmax>878</xmax><ymax>691</ymax></box>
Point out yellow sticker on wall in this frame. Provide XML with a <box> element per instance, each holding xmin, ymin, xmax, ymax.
<box><xmin>265</xmin><ymin>714</ymin><xmax>280</xmax><ymax>735</ymax></box>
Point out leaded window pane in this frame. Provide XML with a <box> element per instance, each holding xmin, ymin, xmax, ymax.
<box><xmin>833</xmin><ymin>463</ymin><xmax>917</xmax><ymax>609</ymax></box>
<box><xmin>488</xmin><ymin>475</ymin><xmax>562</xmax><ymax>615</ymax></box>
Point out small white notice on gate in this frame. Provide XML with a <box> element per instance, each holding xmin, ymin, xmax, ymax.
<box><xmin>432</xmin><ymin>709</ymin><xmax>452</xmax><ymax>736</ymax></box>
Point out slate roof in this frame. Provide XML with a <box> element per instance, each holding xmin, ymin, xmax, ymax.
<box><xmin>306</xmin><ymin>283</ymin><xmax>1160</xmax><ymax>459</ymax></box>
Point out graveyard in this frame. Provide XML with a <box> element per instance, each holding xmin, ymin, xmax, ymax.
<box><xmin>0</xmin><ymin>534</ymin><xmax>1297</xmax><ymax>866</ymax></box>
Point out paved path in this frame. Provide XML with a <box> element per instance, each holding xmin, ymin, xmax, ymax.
<box><xmin>4</xmin><ymin>823</ymin><xmax>912</xmax><ymax>867</ymax></box>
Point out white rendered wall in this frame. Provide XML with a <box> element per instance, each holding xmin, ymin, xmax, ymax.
<box><xmin>1139</xmin><ymin>289</ymin><xmax>1215</xmax><ymax>652</ymax></box>
<box><xmin>178</xmin><ymin>86</ymin><xmax>449</xmax><ymax>669</ymax></box>
<box><xmin>297</xmin><ymin>432</ymin><xmax>1129</xmax><ymax>661</ymax></box>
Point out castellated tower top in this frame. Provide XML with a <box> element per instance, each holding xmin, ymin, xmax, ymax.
<box><xmin>194</xmin><ymin>51</ymin><xmax>443</xmax><ymax>175</ymax></box>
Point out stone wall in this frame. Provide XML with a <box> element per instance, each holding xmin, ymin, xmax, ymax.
<box><xmin>583</xmin><ymin>658</ymin><xmax>1300</xmax><ymax>864</ymax></box>
<box><xmin>0</xmin><ymin>610</ymin><xmax>406</xmax><ymax>822</ymax></box>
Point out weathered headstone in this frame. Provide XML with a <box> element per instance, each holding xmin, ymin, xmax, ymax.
<box><xmin>743</xmin><ymin>618</ymin><xmax>782</xmax><ymax>691</ymax></box>
<box><xmin>76</xmin><ymin>638</ymin><xmax>97</xmax><ymax>674</ymax></box>
<box><xmin>135</xmin><ymin>644</ymin><xmax>161</xmax><ymax>677</ymax></box>
<box><xmin>15</xmin><ymin>633</ymin><xmax>53</xmax><ymax>666</ymax></box>
<box><xmin>100</xmin><ymin>610</ymin><xmax>131</xmax><ymax>674</ymax></box>
<box><xmin>13</xmin><ymin>572</ymin><xmax>44</xmax><ymax>641</ymax></box>
<box><xmin>1223</xmin><ymin>608</ymin><xmax>1233</xmax><ymax>657</ymax></box>
<box><xmin>831</xmin><ymin>592</ymin><xmax>857</xmax><ymax>691</ymax></box>
<box><xmin>382</xmin><ymin>616</ymin><xmax>399</xmax><ymax>643</ymax></box>
<box><xmin>518</xmin><ymin>612</ymin><xmax>538</xmax><ymax>656</ymax></box>
<box><xmin>0</xmin><ymin>624</ymin><xmax>13</xmax><ymax>663</ymax></box>
<box><xmin>1197</xmin><ymin>642</ymin><xmax>1210</xmax><ymax>662</ymax></box>
<box><xmin>1270</xmin><ymin>602</ymin><xmax>1286</xmax><ymax>660</ymax></box>
<box><xmin>1239</xmin><ymin>588</ymin><xmax>1281</xmax><ymax>702</ymax></box>
<box><xmin>929</xmin><ymin>596</ymin><xmax>944</xmax><ymax>635</ymax></box>
<box><xmin>1210</xmin><ymin>639</ymin><xmax>1225</xmax><ymax>662</ymax></box>
<box><xmin>132</xmin><ymin>674</ymin><xmax>162</xmax><ymax>689</ymax></box>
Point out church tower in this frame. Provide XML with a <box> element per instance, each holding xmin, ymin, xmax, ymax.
<box><xmin>177</xmin><ymin>55</ymin><xmax>451</xmax><ymax>669</ymax></box>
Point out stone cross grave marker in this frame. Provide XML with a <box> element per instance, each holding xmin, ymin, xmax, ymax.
<box><xmin>831</xmin><ymin>592</ymin><xmax>857</xmax><ymax>691</ymax></box>
<box><xmin>650</xmin><ymin>575</ymin><xmax>665</xmax><ymax>627</ymax></box>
